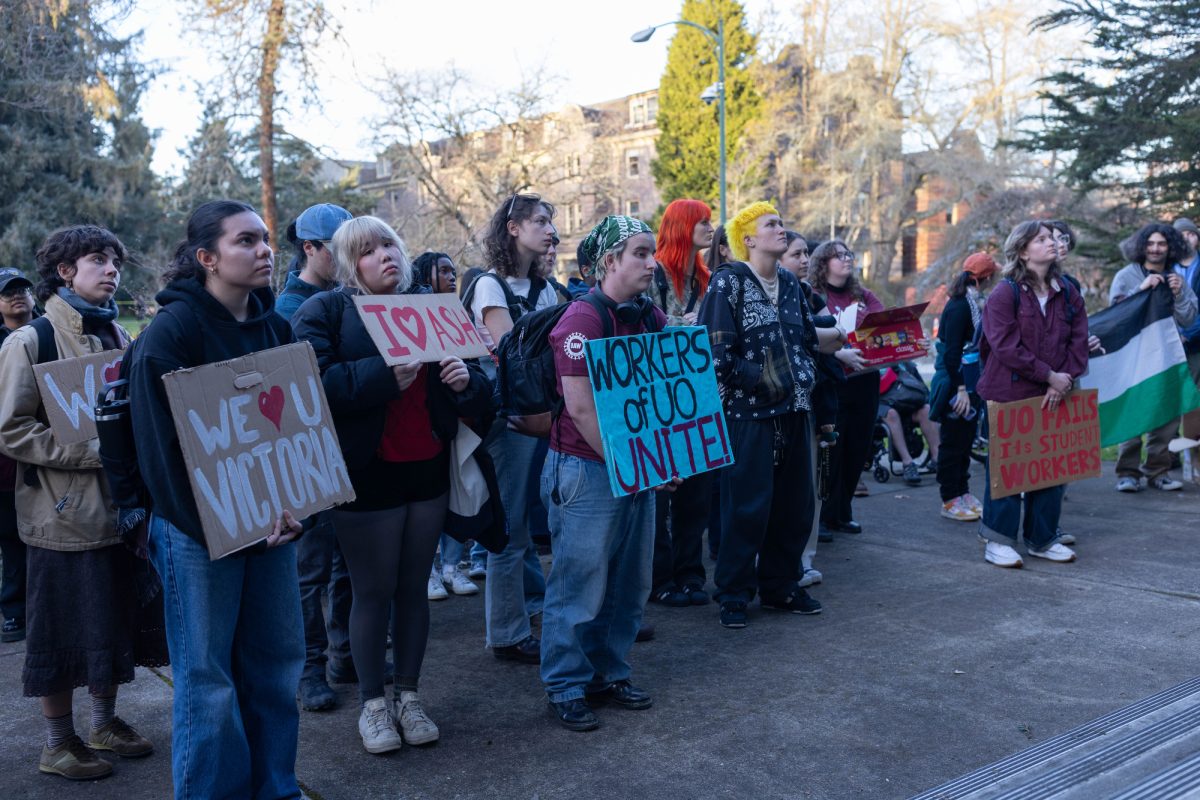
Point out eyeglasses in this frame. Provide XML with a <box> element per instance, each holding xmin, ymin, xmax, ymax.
<box><xmin>834</xmin><ymin>250</ymin><xmax>855</xmax><ymax>261</ymax></box>
<box><xmin>0</xmin><ymin>288</ymin><xmax>30</xmax><ymax>301</ymax></box>
<box><xmin>506</xmin><ymin>192</ymin><xmax>541</xmax><ymax>219</ymax></box>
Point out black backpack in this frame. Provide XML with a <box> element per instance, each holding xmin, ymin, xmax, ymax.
<box><xmin>652</xmin><ymin>263</ymin><xmax>701</xmax><ymax>316</ymax></box>
<box><xmin>494</xmin><ymin>292</ymin><xmax>662</xmax><ymax>427</ymax></box>
<box><xmin>460</xmin><ymin>271</ymin><xmax>548</xmax><ymax>325</ymax></box>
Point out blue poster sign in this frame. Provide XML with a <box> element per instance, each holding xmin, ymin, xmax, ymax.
<box><xmin>584</xmin><ymin>326</ymin><xmax>734</xmax><ymax>497</ymax></box>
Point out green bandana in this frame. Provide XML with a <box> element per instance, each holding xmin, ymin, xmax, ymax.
<box><xmin>580</xmin><ymin>215</ymin><xmax>653</xmax><ymax>272</ymax></box>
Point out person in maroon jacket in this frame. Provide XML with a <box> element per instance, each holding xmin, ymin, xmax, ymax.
<box><xmin>0</xmin><ymin>268</ymin><xmax>34</xmax><ymax>643</ymax></box>
<box><xmin>977</xmin><ymin>221</ymin><xmax>1089</xmax><ymax>568</ymax></box>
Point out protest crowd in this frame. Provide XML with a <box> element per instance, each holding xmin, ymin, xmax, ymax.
<box><xmin>0</xmin><ymin>188</ymin><xmax>1197</xmax><ymax>797</ymax></box>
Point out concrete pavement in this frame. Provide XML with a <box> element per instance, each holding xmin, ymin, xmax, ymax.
<box><xmin>0</xmin><ymin>461</ymin><xmax>1196</xmax><ymax>799</ymax></box>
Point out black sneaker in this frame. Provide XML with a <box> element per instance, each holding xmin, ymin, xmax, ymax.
<box><xmin>683</xmin><ymin>583</ymin><xmax>710</xmax><ymax>606</ymax></box>
<box><xmin>298</xmin><ymin>675</ymin><xmax>337</xmax><ymax>711</ymax></box>
<box><xmin>650</xmin><ymin>587</ymin><xmax>690</xmax><ymax>607</ymax></box>
<box><xmin>761</xmin><ymin>589</ymin><xmax>822</xmax><ymax>615</ymax></box>
<box><xmin>1</xmin><ymin>617</ymin><xmax>25</xmax><ymax>643</ymax></box>
<box><xmin>719</xmin><ymin>599</ymin><xmax>748</xmax><ymax>629</ymax></box>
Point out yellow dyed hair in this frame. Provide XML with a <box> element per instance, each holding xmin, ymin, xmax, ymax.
<box><xmin>727</xmin><ymin>201</ymin><xmax>780</xmax><ymax>261</ymax></box>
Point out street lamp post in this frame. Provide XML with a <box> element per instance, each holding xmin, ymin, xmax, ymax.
<box><xmin>631</xmin><ymin>18</ymin><xmax>727</xmax><ymax>224</ymax></box>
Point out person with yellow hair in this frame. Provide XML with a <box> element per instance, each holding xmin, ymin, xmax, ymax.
<box><xmin>696</xmin><ymin>202</ymin><xmax>846</xmax><ymax>629</ymax></box>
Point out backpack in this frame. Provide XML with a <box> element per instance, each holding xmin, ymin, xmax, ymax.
<box><xmin>494</xmin><ymin>292</ymin><xmax>662</xmax><ymax>437</ymax></box>
<box><xmin>460</xmin><ymin>271</ymin><xmax>549</xmax><ymax>325</ymax></box>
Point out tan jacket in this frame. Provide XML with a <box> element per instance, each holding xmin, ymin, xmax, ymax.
<box><xmin>0</xmin><ymin>295</ymin><xmax>129</xmax><ymax>551</ymax></box>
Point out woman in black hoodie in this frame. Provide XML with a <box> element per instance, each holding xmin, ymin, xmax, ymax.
<box><xmin>127</xmin><ymin>200</ymin><xmax>306</xmax><ymax>800</ymax></box>
<box><xmin>290</xmin><ymin>216</ymin><xmax>490</xmax><ymax>755</ymax></box>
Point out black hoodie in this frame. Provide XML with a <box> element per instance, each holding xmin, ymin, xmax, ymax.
<box><xmin>128</xmin><ymin>278</ymin><xmax>294</xmax><ymax>545</ymax></box>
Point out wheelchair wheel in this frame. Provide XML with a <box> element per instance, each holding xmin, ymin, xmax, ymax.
<box><xmin>874</xmin><ymin>464</ymin><xmax>890</xmax><ymax>483</ymax></box>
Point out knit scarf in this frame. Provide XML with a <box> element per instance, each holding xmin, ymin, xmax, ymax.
<box><xmin>57</xmin><ymin>286</ymin><xmax>119</xmax><ymax>325</ymax></box>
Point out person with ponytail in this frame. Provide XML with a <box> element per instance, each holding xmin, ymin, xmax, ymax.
<box><xmin>647</xmin><ymin>199</ymin><xmax>715</xmax><ymax>607</ymax></box>
<box><xmin>291</xmin><ymin>217</ymin><xmax>490</xmax><ymax>755</ymax></box>
<box><xmin>929</xmin><ymin>252</ymin><xmax>998</xmax><ymax>522</ymax></box>
<box><xmin>0</xmin><ymin>226</ymin><xmax>166</xmax><ymax>781</ymax></box>
<box><xmin>127</xmin><ymin>200</ymin><xmax>306</xmax><ymax>798</ymax></box>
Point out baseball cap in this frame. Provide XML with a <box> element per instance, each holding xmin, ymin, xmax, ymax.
<box><xmin>963</xmin><ymin>252</ymin><xmax>999</xmax><ymax>279</ymax></box>
<box><xmin>294</xmin><ymin>204</ymin><xmax>352</xmax><ymax>242</ymax></box>
<box><xmin>0</xmin><ymin>269</ymin><xmax>33</xmax><ymax>294</ymax></box>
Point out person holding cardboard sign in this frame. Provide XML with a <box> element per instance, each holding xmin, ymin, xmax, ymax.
<box><xmin>976</xmin><ymin>221</ymin><xmax>1090</xmax><ymax>568</ymax></box>
<box><xmin>0</xmin><ymin>226</ymin><xmax>165</xmax><ymax>782</ymax></box>
<box><xmin>126</xmin><ymin>201</ymin><xmax>306</xmax><ymax>799</ymax></box>
<box><xmin>809</xmin><ymin>240</ymin><xmax>884</xmax><ymax>542</ymax></box>
<box><xmin>292</xmin><ymin>216</ymin><xmax>491</xmax><ymax>755</ymax></box>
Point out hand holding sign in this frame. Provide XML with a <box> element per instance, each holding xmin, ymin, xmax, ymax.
<box><xmin>439</xmin><ymin>356</ymin><xmax>470</xmax><ymax>392</ymax></box>
<box><xmin>393</xmin><ymin>361</ymin><xmax>421</xmax><ymax>392</ymax></box>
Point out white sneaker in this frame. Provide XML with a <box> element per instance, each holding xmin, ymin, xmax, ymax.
<box><xmin>1151</xmin><ymin>476</ymin><xmax>1183</xmax><ymax>491</ymax></box>
<box><xmin>442</xmin><ymin>566</ymin><xmax>479</xmax><ymax>596</ymax></box>
<box><xmin>962</xmin><ymin>493</ymin><xmax>983</xmax><ymax>515</ymax></box>
<box><xmin>358</xmin><ymin>697</ymin><xmax>402</xmax><ymax>754</ymax></box>
<box><xmin>468</xmin><ymin>561</ymin><xmax>487</xmax><ymax>579</ymax></box>
<box><xmin>1115</xmin><ymin>477</ymin><xmax>1141</xmax><ymax>492</ymax></box>
<box><xmin>393</xmin><ymin>691</ymin><xmax>439</xmax><ymax>745</ymax></box>
<box><xmin>799</xmin><ymin>568</ymin><xmax>822</xmax><ymax>587</ymax></box>
<box><xmin>427</xmin><ymin>569</ymin><xmax>448</xmax><ymax>601</ymax></box>
<box><xmin>1027</xmin><ymin>542</ymin><xmax>1076</xmax><ymax>563</ymax></box>
<box><xmin>984</xmin><ymin>541</ymin><xmax>1023</xmax><ymax>568</ymax></box>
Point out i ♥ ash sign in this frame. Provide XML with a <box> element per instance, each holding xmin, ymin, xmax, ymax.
<box><xmin>34</xmin><ymin>350</ymin><xmax>125</xmax><ymax>445</ymax></box>
<box><xmin>163</xmin><ymin>342</ymin><xmax>356</xmax><ymax>559</ymax></box>
<box><xmin>353</xmin><ymin>293</ymin><xmax>490</xmax><ymax>364</ymax></box>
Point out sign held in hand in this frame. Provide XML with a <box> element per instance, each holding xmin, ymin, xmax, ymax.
<box><xmin>163</xmin><ymin>342</ymin><xmax>356</xmax><ymax>559</ymax></box>
<box><xmin>586</xmin><ymin>327</ymin><xmax>733</xmax><ymax>497</ymax></box>
<box><xmin>354</xmin><ymin>293</ymin><xmax>490</xmax><ymax>364</ymax></box>
<box><xmin>34</xmin><ymin>350</ymin><xmax>124</xmax><ymax>446</ymax></box>
<box><xmin>987</xmin><ymin>389</ymin><xmax>1101</xmax><ymax>500</ymax></box>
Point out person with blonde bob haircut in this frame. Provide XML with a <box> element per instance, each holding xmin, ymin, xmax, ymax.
<box><xmin>291</xmin><ymin>216</ymin><xmax>492</xmax><ymax>754</ymax></box>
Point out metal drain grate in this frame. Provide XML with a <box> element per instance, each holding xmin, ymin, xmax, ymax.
<box><xmin>910</xmin><ymin>676</ymin><xmax>1200</xmax><ymax>800</ymax></box>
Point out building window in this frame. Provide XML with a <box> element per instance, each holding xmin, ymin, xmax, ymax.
<box><xmin>377</xmin><ymin>158</ymin><xmax>391</xmax><ymax>178</ymax></box>
<box><xmin>945</xmin><ymin>210</ymin><xmax>953</xmax><ymax>224</ymax></box>
<box><xmin>647</xmin><ymin>96</ymin><xmax>658</xmax><ymax>122</ymax></box>
<box><xmin>630</xmin><ymin>99</ymin><xmax>645</xmax><ymax>126</ymax></box>
<box><xmin>565</xmin><ymin>202</ymin><xmax>583</xmax><ymax>233</ymax></box>
<box><xmin>626</xmin><ymin>200</ymin><xmax>641</xmax><ymax>217</ymax></box>
<box><xmin>565</xmin><ymin>153</ymin><xmax>581</xmax><ymax>177</ymax></box>
<box><xmin>627</xmin><ymin>151</ymin><xmax>641</xmax><ymax>178</ymax></box>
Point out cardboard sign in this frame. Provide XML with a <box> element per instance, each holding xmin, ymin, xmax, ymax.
<box><xmin>987</xmin><ymin>389</ymin><xmax>1102</xmax><ymax>500</ymax></box>
<box><xmin>585</xmin><ymin>327</ymin><xmax>733</xmax><ymax>497</ymax></box>
<box><xmin>163</xmin><ymin>342</ymin><xmax>356</xmax><ymax>559</ymax></box>
<box><xmin>846</xmin><ymin>302</ymin><xmax>929</xmax><ymax>372</ymax></box>
<box><xmin>34</xmin><ymin>350</ymin><xmax>124</xmax><ymax>445</ymax></box>
<box><xmin>353</xmin><ymin>293</ymin><xmax>490</xmax><ymax>364</ymax></box>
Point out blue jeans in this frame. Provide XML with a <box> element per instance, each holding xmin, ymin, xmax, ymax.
<box><xmin>295</xmin><ymin>511</ymin><xmax>351</xmax><ymax>680</ymax></box>
<box><xmin>436</xmin><ymin>534</ymin><xmax>466</xmax><ymax>570</ymax></box>
<box><xmin>980</xmin><ymin>459</ymin><xmax>1065</xmax><ymax>552</ymax></box>
<box><xmin>484</xmin><ymin>424</ymin><xmax>548</xmax><ymax>647</ymax></box>
<box><xmin>149</xmin><ymin>516</ymin><xmax>304</xmax><ymax>800</ymax></box>
<box><xmin>539</xmin><ymin>451</ymin><xmax>654</xmax><ymax>703</ymax></box>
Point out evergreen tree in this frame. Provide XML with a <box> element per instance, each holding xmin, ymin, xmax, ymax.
<box><xmin>650</xmin><ymin>0</ymin><xmax>761</xmax><ymax>218</ymax></box>
<box><xmin>167</xmin><ymin>100</ymin><xmax>258</xmax><ymax>228</ymax></box>
<box><xmin>1023</xmin><ymin>0</ymin><xmax>1200</xmax><ymax>209</ymax></box>
<box><xmin>0</xmin><ymin>1</ymin><xmax>126</xmax><ymax>269</ymax></box>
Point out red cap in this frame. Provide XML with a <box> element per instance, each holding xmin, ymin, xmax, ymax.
<box><xmin>963</xmin><ymin>252</ymin><xmax>999</xmax><ymax>279</ymax></box>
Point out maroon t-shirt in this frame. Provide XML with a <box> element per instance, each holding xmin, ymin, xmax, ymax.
<box><xmin>549</xmin><ymin>294</ymin><xmax>668</xmax><ymax>462</ymax></box>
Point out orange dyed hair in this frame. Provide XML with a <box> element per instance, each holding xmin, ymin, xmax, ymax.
<box><xmin>656</xmin><ymin>199</ymin><xmax>712</xmax><ymax>299</ymax></box>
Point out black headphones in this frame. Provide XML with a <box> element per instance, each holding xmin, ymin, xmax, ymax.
<box><xmin>592</xmin><ymin>290</ymin><xmax>655</xmax><ymax>325</ymax></box>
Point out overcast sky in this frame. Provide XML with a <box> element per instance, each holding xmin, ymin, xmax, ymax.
<box><xmin>122</xmin><ymin>0</ymin><xmax>772</xmax><ymax>177</ymax></box>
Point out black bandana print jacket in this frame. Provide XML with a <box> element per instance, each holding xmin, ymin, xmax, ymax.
<box><xmin>696</xmin><ymin>261</ymin><xmax>818</xmax><ymax>420</ymax></box>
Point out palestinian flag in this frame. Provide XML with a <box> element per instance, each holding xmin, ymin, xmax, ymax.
<box><xmin>1077</xmin><ymin>284</ymin><xmax>1200</xmax><ymax>446</ymax></box>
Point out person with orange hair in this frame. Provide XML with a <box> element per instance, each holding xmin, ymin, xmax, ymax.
<box><xmin>651</xmin><ymin>199</ymin><xmax>713</xmax><ymax>326</ymax></box>
<box><xmin>647</xmin><ymin>199</ymin><xmax>716</xmax><ymax>607</ymax></box>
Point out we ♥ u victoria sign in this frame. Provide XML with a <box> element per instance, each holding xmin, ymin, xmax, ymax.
<box><xmin>164</xmin><ymin>342</ymin><xmax>356</xmax><ymax>559</ymax></box>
